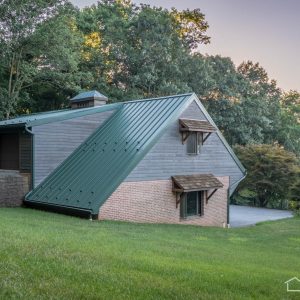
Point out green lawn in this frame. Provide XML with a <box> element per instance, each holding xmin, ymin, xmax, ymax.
<box><xmin>0</xmin><ymin>208</ymin><xmax>299</xmax><ymax>299</ymax></box>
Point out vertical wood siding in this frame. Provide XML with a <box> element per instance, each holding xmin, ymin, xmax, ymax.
<box><xmin>125</xmin><ymin>100</ymin><xmax>244</xmax><ymax>191</ymax></box>
<box><xmin>32</xmin><ymin>110</ymin><xmax>115</xmax><ymax>187</ymax></box>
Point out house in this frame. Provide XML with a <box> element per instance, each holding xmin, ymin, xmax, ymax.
<box><xmin>0</xmin><ymin>91</ymin><xmax>246</xmax><ymax>226</ymax></box>
<box><xmin>285</xmin><ymin>277</ymin><xmax>300</xmax><ymax>292</ymax></box>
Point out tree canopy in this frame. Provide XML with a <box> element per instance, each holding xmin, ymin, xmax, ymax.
<box><xmin>232</xmin><ymin>144</ymin><xmax>299</xmax><ymax>209</ymax></box>
<box><xmin>0</xmin><ymin>0</ymin><xmax>89</xmax><ymax>116</ymax></box>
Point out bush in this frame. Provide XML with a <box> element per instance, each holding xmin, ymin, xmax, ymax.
<box><xmin>289</xmin><ymin>171</ymin><xmax>300</xmax><ymax>214</ymax></box>
<box><xmin>232</xmin><ymin>144</ymin><xmax>299</xmax><ymax>209</ymax></box>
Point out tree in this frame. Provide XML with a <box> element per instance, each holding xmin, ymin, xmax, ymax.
<box><xmin>0</xmin><ymin>0</ymin><xmax>86</xmax><ymax>117</ymax></box>
<box><xmin>289</xmin><ymin>169</ymin><xmax>300</xmax><ymax>213</ymax></box>
<box><xmin>232</xmin><ymin>144</ymin><xmax>299</xmax><ymax>208</ymax></box>
<box><xmin>170</xmin><ymin>8</ymin><xmax>210</xmax><ymax>49</ymax></box>
<box><xmin>237</xmin><ymin>61</ymin><xmax>282</xmax><ymax>144</ymax></box>
<box><xmin>76</xmin><ymin>1</ymin><xmax>210</xmax><ymax>100</ymax></box>
<box><xmin>181</xmin><ymin>53</ymin><xmax>214</xmax><ymax>97</ymax></box>
<box><xmin>76</xmin><ymin>0</ymin><xmax>134</xmax><ymax>100</ymax></box>
<box><xmin>201</xmin><ymin>59</ymin><xmax>283</xmax><ymax>146</ymax></box>
<box><xmin>277</xmin><ymin>90</ymin><xmax>300</xmax><ymax>156</ymax></box>
<box><xmin>199</xmin><ymin>56</ymin><xmax>244</xmax><ymax>145</ymax></box>
<box><xmin>122</xmin><ymin>4</ymin><xmax>190</xmax><ymax>97</ymax></box>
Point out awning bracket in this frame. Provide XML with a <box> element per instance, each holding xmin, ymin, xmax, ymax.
<box><xmin>202</xmin><ymin>132</ymin><xmax>212</xmax><ymax>144</ymax></box>
<box><xmin>175</xmin><ymin>192</ymin><xmax>184</xmax><ymax>208</ymax></box>
<box><xmin>207</xmin><ymin>189</ymin><xmax>218</xmax><ymax>201</ymax></box>
<box><xmin>181</xmin><ymin>131</ymin><xmax>191</xmax><ymax>144</ymax></box>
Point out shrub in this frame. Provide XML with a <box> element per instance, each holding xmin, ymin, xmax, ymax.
<box><xmin>232</xmin><ymin>144</ymin><xmax>299</xmax><ymax>209</ymax></box>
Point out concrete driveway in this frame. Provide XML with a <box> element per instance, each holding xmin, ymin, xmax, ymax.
<box><xmin>230</xmin><ymin>205</ymin><xmax>293</xmax><ymax>227</ymax></box>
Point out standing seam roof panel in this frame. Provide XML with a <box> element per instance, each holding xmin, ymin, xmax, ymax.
<box><xmin>25</xmin><ymin>94</ymin><xmax>193</xmax><ymax>214</ymax></box>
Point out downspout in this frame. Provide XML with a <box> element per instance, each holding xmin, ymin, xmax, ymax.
<box><xmin>25</xmin><ymin>125</ymin><xmax>34</xmax><ymax>190</ymax></box>
<box><xmin>227</xmin><ymin>171</ymin><xmax>247</xmax><ymax>226</ymax></box>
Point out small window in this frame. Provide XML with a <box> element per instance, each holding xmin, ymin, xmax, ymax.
<box><xmin>187</xmin><ymin>132</ymin><xmax>202</xmax><ymax>155</ymax></box>
<box><xmin>180</xmin><ymin>191</ymin><xmax>204</xmax><ymax>219</ymax></box>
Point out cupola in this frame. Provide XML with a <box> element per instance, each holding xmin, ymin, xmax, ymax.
<box><xmin>70</xmin><ymin>90</ymin><xmax>108</xmax><ymax>109</ymax></box>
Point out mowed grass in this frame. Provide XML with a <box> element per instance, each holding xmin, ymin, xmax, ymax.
<box><xmin>0</xmin><ymin>208</ymin><xmax>299</xmax><ymax>300</ymax></box>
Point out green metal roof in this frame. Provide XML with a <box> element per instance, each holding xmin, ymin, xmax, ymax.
<box><xmin>0</xmin><ymin>103</ymin><xmax>121</xmax><ymax>128</ymax></box>
<box><xmin>25</xmin><ymin>93</ymin><xmax>194</xmax><ymax>214</ymax></box>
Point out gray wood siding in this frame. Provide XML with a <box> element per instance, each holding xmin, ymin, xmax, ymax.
<box><xmin>19</xmin><ymin>133</ymin><xmax>32</xmax><ymax>172</ymax></box>
<box><xmin>126</xmin><ymin>100</ymin><xmax>244</xmax><ymax>191</ymax></box>
<box><xmin>33</xmin><ymin>110</ymin><xmax>115</xmax><ymax>187</ymax></box>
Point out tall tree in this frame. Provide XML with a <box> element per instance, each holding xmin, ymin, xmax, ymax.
<box><xmin>77</xmin><ymin>0</ymin><xmax>137</xmax><ymax>100</ymax></box>
<box><xmin>76</xmin><ymin>1</ymin><xmax>210</xmax><ymax>100</ymax></box>
<box><xmin>122</xmin><ymin>4</ymin><xmax>190</xmax><ymax>97</ymax></box>
<box><xmin>277</xmin><ymin>90</ymin><xmax>300</xmax><ymax>156</ymax></box>
<box><xmin>201</xmin><ymin>59</ymin><xmax>283</xmax><ymax>146</ymax></box>
<box><xmin>0</xmin><ymin>0</ymin><xmax>85</xmax><ymax>117</ymax></box>
<box><xmin>237</xmin><ymin>61</ymin><xmax>282</xmax><ymax>144</ymax></box>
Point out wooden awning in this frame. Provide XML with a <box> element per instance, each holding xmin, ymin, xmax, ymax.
<box><xmin>172</xmin><ymin>174</ymin><xmax>223</xmax><ymax>193</ymax></box>
<box><xmin>179</xmin><ymin>119</ymin><xmax>216</xmax><ymax>133</ymax></box>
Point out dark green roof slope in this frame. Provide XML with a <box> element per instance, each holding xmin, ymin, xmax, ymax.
<box><xmin>0</xmin><ymin>103</ymin><xmax>121</xmax><ymax>128</ymax></box>
<box><xmin>25</xmin><ymin>94</ymin><xmax>194</xmax><ymax>214</ymax></box>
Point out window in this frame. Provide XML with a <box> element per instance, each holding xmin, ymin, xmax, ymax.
<box><xmin>179</xmin><ymin>119</ymin><xmax>216</xmax><ymax>152</ymax></box>
<box><xmin>180</xmin><ymin>191</ymin><xmax>204</xmax><ymax>218</ymax></box>
<box><xmin>186</xmin><ymin>132</ymin><xmax>202</xmax><ymax>155</ymax></box>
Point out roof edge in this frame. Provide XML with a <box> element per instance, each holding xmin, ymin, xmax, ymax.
<box><xmin>122</xmin><ymin>93</ymin><xmax>194</xmax><ymax>104</ymax></box>
<box><xmin>0</xmin><ymin>94</ymin><xmax>193</xmax><ymax>128</ymax></box>
<box><xmin>24</xmin><ymin>199</ymin><xmax>93</xmax><ymax>218</ymax></box>
<box><xmin>0</xmin><ymin>103</ymin><xmax>122</xmax><ymax>128</ymax></box>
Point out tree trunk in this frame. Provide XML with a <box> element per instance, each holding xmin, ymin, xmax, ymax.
<box><xmin>258</xmin><ymin>195</ymin><xmax>267</xmax><ymax>207</ymax></box>
<box><xmin>6</xmin><ymin>50</ymin><xmax>23</xmax><ymax>119</ymax></box>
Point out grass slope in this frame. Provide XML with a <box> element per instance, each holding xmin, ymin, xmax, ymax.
<box><xmin>0</xmin><ymin>208</ymin><xmax>299</xmax><ymax>300</ymax></box>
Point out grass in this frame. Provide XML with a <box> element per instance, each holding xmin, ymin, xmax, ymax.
<box><xmin>0</xmin><ymin>208</ymin><xmax>300</xmax><ymax>299</ymax></box>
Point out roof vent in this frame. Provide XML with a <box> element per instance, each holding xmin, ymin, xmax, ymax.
<box><xmin>70</xmin><ymin>90</ymin><xmax>108</xmax><ymax>109</ymax></box>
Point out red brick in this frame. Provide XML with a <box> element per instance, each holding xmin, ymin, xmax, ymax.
<box><xmin>99</xmin><ymin>177</ymin><xmax>229</xmax><ymax>227</ymax></box>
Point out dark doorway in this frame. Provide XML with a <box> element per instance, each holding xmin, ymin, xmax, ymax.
<box><xmin>0</xmin><ymin>133</ymin><xmax>20</xmax><ymax>170</ymax></box>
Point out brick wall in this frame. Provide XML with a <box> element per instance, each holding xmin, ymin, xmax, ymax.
<box><xmin>99</xmin><ymin>176</ymin><xmax>229</xmax><ymax>227</ymax></box>
<box><xmin>0</xmin><ymin>170</ymin><xmax>30</xmax><ymax>207</ymax></box>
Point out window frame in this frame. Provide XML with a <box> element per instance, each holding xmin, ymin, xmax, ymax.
<box><xmin>180</xmin><ymin>191</ymin><xmax>205</xmax><ymax>219</ymax></box>
<box><xmin>186</xmin><ymin>132</ymin><xmax>203</xmax><ymax>155</ymax></box>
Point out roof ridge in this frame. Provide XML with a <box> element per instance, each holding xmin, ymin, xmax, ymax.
<box><xmin>0</xmin><ymin>93</ymin><xmax>194</xmax><ymax>126</ymax></box>
<box><xmin>0</xmin><ymin>102</ymin><xmax>121</xmax><ymax>127</ymax></box>
<box><xmin>122</xmin><ymin>93</ymin><xmax>194</xmax><ymax>104</ymax></box>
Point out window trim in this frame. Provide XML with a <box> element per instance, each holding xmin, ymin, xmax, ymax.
<box><xmin>186</xmin><ymin>132</ymin><xmax>203</xmax><ymax>155</ymax></box>
<box><xmin>180</xmin><ymin>191</ymin><xmax>205</xmax><ymax>219</ymax></box>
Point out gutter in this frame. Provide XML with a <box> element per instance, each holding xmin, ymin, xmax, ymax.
<box><xmin>23</xmin><ymin>199</ymin><xmax>95</xmax><ymax>219</ymax></box>
<box><xmin>227</xmin><ymin>170</ymin><xmax>247</xmax><ymax>226</ymax></box>
<box><xmin>25</xmin><ymin>125</ymin><xmax>35</xmax><ymax>190</ymax></box>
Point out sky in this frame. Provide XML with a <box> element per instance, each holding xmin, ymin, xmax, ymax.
<box><xmin>71</xmin><ymin>0</ymin><xmax>300</xmax><ymax>92</ymax></box>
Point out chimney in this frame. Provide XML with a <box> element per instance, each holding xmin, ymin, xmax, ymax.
<box><xmin>70</xmin><ymin>90</ymin><xmax>108</xmax><ymax>109</ymax></box>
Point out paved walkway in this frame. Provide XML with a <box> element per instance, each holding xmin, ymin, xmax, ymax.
<box><xmin>230</xmin><ymin>205</ymin><xmax>293</xmax><ymax>227</ymax></box>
